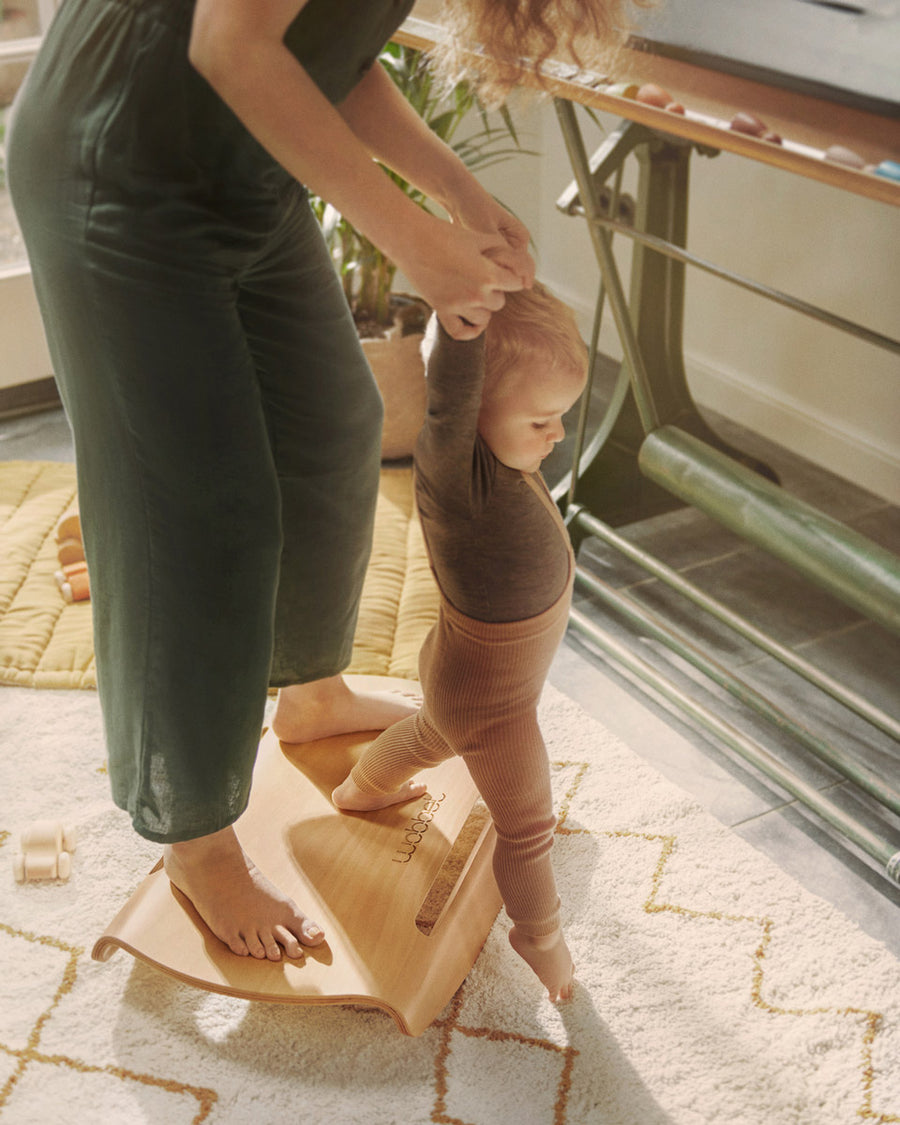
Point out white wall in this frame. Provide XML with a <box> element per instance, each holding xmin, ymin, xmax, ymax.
<box><xmin>476</xmin><ymin>96</ymin><xmax>900</xmax><ymax>505</ymax></box>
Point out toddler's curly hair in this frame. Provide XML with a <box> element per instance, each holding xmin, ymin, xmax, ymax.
<box><xmin>483</xmin><ymin>281</ymin><xmax>587</xmax><ymax>398</ymax></box>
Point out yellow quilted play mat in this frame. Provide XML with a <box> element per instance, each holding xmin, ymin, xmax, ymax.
<box><xmin>0</xmin><ymin>460</ymin><xmax>438</xmax><ymax>690</ymax></box>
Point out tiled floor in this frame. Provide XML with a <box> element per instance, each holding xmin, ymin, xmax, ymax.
<box><xmin>3</xmin><ymin>398</ymin><xmax>900</xmax><ymax>959</ymax></box>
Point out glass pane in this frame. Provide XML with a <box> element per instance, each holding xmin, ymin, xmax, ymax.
<box><xmin>1</xmin><ymin>1</ymin><xmax>39</xmax><ymax>109</ymax></box>
<box><xmin>1</xmin><ymin>1</ymin><xmax>50</xmax><ymax>268</ymax></box>
<box><xmin>0</xmin><ymin>0</ymin><xmax>43</xmax><ymax>44</ymax></box>
<box><xmin>1</xmin><ymin>102</ymin><xmax>27</xmax><ymax>271</ymax></box>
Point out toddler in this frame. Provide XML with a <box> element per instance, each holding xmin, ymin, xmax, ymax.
<box><xmin>333</xmin><ymin>283</ymin><xmax>587</xmax><ymax>1001</ymax></box>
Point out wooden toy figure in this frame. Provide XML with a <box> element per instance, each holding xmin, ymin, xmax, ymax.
<box><xmin>55</xmin><ymin>509</ymin><xmax>90</xmax><ymax>603</ymax></box>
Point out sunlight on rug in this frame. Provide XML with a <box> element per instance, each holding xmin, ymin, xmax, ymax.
<box><xmin>2</xmin><ymin>682</ymin><xmax>899</xmax><ymax>1124</ymax></box>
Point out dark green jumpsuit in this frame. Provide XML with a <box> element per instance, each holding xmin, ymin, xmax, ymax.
<box><xmin>7</xmin><ymin>0</ymin><xmax>414</xmax><ymax>842</ymax></box>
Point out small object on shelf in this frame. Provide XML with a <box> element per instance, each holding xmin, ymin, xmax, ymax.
<box><xmin>636</xmin><ymin>82</ymin><xmax>672</xmax><ymax>107</ymax></box>
<box><xmin>605</xmin><ymin>81</ymin><xmax>639</xmax><ymax>99</ymax></box>
<box><xmin>873</xmin><ymin>160</ymin><xmax>900</xmax><ymax>181</ymax></box>
<box><xmin>577</xmin><ymin>70</ymin><xmax>610</xmax><ymax>88</ymax></box>
<box><xmin>550</xmin><ymin>62</ymin><xmax>580</xmax><ymax>80</ymax></box>
<box><xmin>729</xmin><ymin>111</ymin><xmax>768</xmax><ymax>137</ymax></box>
<box><xmin>14</xmin><ymin>820</ymin><xmax>78</xmax><ymax>883</ymax></box>
<box><xmin>824</xmin><ymin>144</ymin><xmax>866</xmax><ymax>168</ymax></box>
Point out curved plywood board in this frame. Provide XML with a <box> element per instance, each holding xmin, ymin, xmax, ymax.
<box><xmin>93</xmin><ymin>677</ymin><xmax>502</xmax><ymax>1036</ymax></box>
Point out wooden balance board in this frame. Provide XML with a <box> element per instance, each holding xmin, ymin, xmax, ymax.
<box><xmin>92</xmin><ymin>676</ymin><xmax>502</xmax><ymax>1037</ymax></box>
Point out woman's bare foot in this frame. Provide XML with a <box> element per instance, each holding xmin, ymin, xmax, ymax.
<box><xmin>332</xmin><ymin>774</ymin><xmax>428</xmax><ymax>812</ymax></box>
<box><xmin>508</xmin><ymin>925</ymin><xmax>575</xmax><ymax>1002</ymax></box>
<box><xmin>163</xmin><ymin>826</ymin><xmax>325</xmax><ymax>961</ymax></box>
<box><xmin>272</xmin><ymin>675</ymin><xmax>419</xmax><ymax>744</ymax></box>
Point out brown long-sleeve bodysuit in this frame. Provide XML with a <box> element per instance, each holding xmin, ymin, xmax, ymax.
<box><xmin>350</xmin><ymin>326</ymin><xmax>574</xmax><ymax>937</ymax></box>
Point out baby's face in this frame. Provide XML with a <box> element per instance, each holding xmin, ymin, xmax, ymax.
<box><xmin>478</xmin><ymin>361</ymin><xmax>586</xmax><ymax>474</ymax></box>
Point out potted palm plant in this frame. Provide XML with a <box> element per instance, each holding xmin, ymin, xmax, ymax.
<box><xmin>311</xmin><ymin>41</ymin><xmax>533</xmax><ymax>458</ymax></box>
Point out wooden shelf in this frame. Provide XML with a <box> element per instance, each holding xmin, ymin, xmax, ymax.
<box><xmin>398</xmin><ymin>3</ymin><xmax>900</xmax><ymax>207</ymax></box>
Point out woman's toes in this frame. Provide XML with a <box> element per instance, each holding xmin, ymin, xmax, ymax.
<box><xmin>301</xmin><ymin>919</ymin><xmax>325</xmax><ymax>946</ymax></box>
<box><xmin>273</xmin><ymin>925</ymin><xmax>305</xmax><ymax>959</ymax></box>
<box><xmin>262</xmin><ymin>936</ymin><xmax>283</xmax><ymax>961</ymax></box>
<box><xmin>243</xmin><ymin>933</ymin><xmax>268</xmax><ymax>959</ymax></box>
<box><xmin>226</xmin><ymin>934</ymin><xmax>250</xmax><ymax>957</ymax></box>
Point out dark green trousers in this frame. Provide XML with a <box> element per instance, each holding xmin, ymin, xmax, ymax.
<box><xmin>8</xmin><ymin>0</ymin><xmax>383</xmax><ymax>842</ymax></box>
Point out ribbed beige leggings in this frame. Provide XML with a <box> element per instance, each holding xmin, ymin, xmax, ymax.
<box><xmin>350</xmin><ymin>571</ymin><xmax>573</xmax><ymax>938</ymax></box>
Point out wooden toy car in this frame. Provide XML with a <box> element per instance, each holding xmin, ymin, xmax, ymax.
<box><xmin>13</xmin><ymin>820</ymin><xmax>77</xmax><ymax>882</ymax></box>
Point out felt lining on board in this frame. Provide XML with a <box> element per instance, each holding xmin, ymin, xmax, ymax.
<box><xmin>0</xmin><ymin>460</ymin><xmax>438</xmax><ymax>690</ymax></box>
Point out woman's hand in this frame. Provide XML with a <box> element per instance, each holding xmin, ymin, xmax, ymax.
<box><xmin>448</xmin><ymin>189</ymin><xmax>535</xmax><ymax>292</ymax></box>
<box><xmin>432</xmin><ymin>186</ymin><xmax>536</xmax><ymax>336</ymax></box>
<box><xmin>397</xmin><ymin>213</ymin><xmax>526</xmax><ymax>340</ymax></box>
<box><xmin>337</xmin><ymin>64</ymin><xmax>535</xmax><ymax>336</ymax></box>
<box><xmin>189</xmin><ymin>8</ymin><xmax>533</xmax><ymax>341</ymax></box>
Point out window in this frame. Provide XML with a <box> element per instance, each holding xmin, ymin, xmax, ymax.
<box><xmin>1</xmin><ymin>0</ymin><xmax>57</xmax><ymax>270</ymax></box>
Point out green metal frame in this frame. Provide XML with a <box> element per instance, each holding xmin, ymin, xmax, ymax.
<box><xmin>554</xmin><ymin>105</ymin><xmax>780</xmax><ymax>528</ymax></box>
<box><xmin>553</xmin><ymin>98</ymin><xmax>900</xmax><ymax>887</ymax></box>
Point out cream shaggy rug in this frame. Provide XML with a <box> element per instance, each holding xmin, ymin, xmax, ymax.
<box><xmin>2</xmin><ymin>682</ymin><xmax>899</xmax><ymax>1125</ymax></box>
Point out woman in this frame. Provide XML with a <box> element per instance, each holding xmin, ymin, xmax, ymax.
<box><xmin>8</xmin><ymin>0</ymin><xmax>626</xmax><ymax>964</ymax></box>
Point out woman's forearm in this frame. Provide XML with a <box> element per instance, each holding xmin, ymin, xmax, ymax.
<box><xmin>188</xmin><ymin>0</ymin><xmax>529</xmax><ymax>334</ymax></box>
<box><xmin>189</xmin><ymin>0</ymin><xmax>430</xmax><ymax>267</ymax></box>
<box><xmin>339</xmin><ymin>62</ymin><xmax>533</xmax><ymax>279</ymax></box>
<box><xmin>337</xmin><ymin>61</ymin><xmax>478</xmax><ymax>218</ymax></box>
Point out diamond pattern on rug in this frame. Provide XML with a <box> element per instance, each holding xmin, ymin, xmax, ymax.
<box><xmin>434</xmin><ymin>1007</ymin><xmax>577</xmax><ymax>1125</ymax></box>
<box><xmin>4</xmin><ymin>1057</ymin><xmax>216</xmax><ymax>1125</ymax></box>
<box><xmin>436</xmin><ymin>751</ymin><xmax>899</xmax><ymax>1125</ymax></box>
<box><xmin>553</xmin><ymin>757</ymin><xmax>898</xmax><ymax>1125</ymax></box>
<box><xmin>0</xmin><ymin>924</ymin><xmax>217</xmax><ymax>1124</ymax></box>
<box><xmin>2</xmin><ymin>684</ymin><xmax>899</xmax><ymax>1124</ymax></box>
<box><xmin>0</xmin><ymin>927</ymin><xmax>74</xmax><ymax>1049</ymax></box>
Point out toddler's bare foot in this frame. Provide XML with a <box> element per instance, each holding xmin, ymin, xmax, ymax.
<box><xmin>332</xmin><ymin>774</ymin><xmax>428</xmax><ymax>812</ymax></box>
<box><xmin>273</xmin><ymin>674</ymin><xmax>419</xmax><ymax>743</ymax></box>
<box><xmin>163</xmin><ymin>826</ymin><xmax>325</xmax><ymax>961</ymax></box>
<box><xmin>508</xmin><ymin>925</ymin><xmax>575</xmax><ymax>1002</ymax></box>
